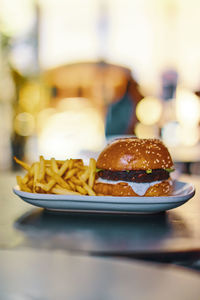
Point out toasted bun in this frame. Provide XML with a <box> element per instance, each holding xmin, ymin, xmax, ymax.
<box><xmin>94</xmin><ymin>180</ymin><xmax>173</xmax><ymax>197</ymax></box>
<box><xmin>97</xmin><ymin>138</ymin><xmax>173</xmax><ymax>171</ymax></box>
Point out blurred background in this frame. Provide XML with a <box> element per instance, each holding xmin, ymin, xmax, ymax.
<box><xmin>1</xmin><ymin>0</ymin><xmax>200</xmax><ymax>173</ymax></box>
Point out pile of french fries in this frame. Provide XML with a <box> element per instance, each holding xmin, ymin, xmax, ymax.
<box><xmin>14</xmin><ymin>156</ymin><xmax>96</xmax><ymax>196</ymax></box>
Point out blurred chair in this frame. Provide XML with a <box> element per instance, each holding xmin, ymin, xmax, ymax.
<box><xmin>44</xmin><ymin>61</ymin><xmax>144</xmax><ymax>136</ymax></box>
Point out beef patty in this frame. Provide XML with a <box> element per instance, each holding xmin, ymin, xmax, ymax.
<box><xmin>97</xmin><ymin>169</ymin><xmax>169</xmax><ymax>183</ymax></box>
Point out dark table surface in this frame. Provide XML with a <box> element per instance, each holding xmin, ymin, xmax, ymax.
<box><xmin>1</xmin><ymin>172</ymin><xmax>200</xmax><ymax>264</ymax></box>
<box><xmin>0</xmin><ymin>249</ymin><xmax>200</xmax><ymax>300</ymax></box>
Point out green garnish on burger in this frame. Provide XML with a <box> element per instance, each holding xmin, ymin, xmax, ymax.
<box><xmin>165</xmin><ymin>168</ymin><xmax>175</xmax><ymax>173</ymax></box>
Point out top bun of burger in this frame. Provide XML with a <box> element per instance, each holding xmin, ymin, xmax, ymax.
<box><xmin>97</xmin><ymin>138</ymin><xmax>173</xmax><ymax>171</ymax></box>
<box><xmin>94</xmin><ymin>138</ymin><xmax>174</xmax><ymax>197</ymax></box>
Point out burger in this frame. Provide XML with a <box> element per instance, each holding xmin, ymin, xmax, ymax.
<box><xmin>94</xmin><ymin>138</ymin><xmax>174</xmax><ymax>197</ymax></box>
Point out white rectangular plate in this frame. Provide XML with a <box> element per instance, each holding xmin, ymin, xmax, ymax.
<box><xmin>13</xmin><ymin>181</ymin><xmax>195</xmax><ymax>214</ymax></box>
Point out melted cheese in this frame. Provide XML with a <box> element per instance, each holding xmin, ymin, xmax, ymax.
<box><xmin>96</xmin><ymin>178</ymin><xmax>162</xmax><ymax>196</ymax></box>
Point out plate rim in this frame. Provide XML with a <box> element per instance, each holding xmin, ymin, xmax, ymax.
<box><xmin>13</xmin><ymin>180</ymin><xmax>195</xmax><ymax>205</ymax></box>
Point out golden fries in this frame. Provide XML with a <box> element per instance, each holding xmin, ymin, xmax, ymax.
<box><xmin>16</xmin><ymin>175</ymin><xmax>32</xmax><ymax>193</ymax></box>
<box><xmin>14</xmin><ymin>156</ymin><xmax>97</xmax><ymax>196</ymax></box>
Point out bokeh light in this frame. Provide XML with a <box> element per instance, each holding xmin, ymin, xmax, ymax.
<box><xmin>14</xmin><ymin>112</ymin><xmax>35</xmax><ymax>136</ymax></box>
<box><xmin>134</xmin><ymin>122</ymin><xmax>159</xmax><ymax>139</ymax></box>
<box><xmin>38</xmin><ymin>98</ymin><xmax>105</xmax><ymax>159</ymax></box>
<box><xmin>0</xmin><ymin>0</ymin><xmax>35</xmax><ymax>36</ymax></box>
<box><xmin>176</xmin><ymin>88</ymin><xmax>200</xmax><ymax>126</ymax></box>
<box><xmin>162</xmin><ymin>121</ymin><xmax>200</xmax><ymax>147</ymax></box>
<box><xmin>136</xmin><ymin>96</ymin><xmax>162</xmax><ymax>125</ymax></box>
<box><xmin>19</xmin><ymin>82</ymin><xmax>43</xmax><ymax>113</ymax></box>
<box><xmin>177</xmin><ymin>124</ymin><xmax>200</xmax><ymax>147</ymax></box>
<box><xmin>36</xmin><ymin>108</ymin><xmax>56</xmax><ymax>132</ymax></box>
<box><xmin>161</xmin><ymin>121</ymin><xmax>180</xmax><ymax>147</ymax></box>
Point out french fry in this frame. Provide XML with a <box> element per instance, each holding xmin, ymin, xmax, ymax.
<box><xmin>88</xmin><ymin>158</ymin><xmax>96</xmax><ymax>188</ymax></box>
<box><xmin>77</xmin><ymin>170</ymin><xmax>84</xmax><ymax>178</ymax></box>
<box><xmin>39</xmin><ymin>160</ymin><xmax>70</xmax><ymax>192</ymax></box>
<box><xmin>79</xmin><ymin>167</ymin><xmax>90</xmax><ymax>182</ymax></box>
<box><xmin>51</xmin><ymin>187</ymin><xmax>81</xmax><ymax>195</ymax></box>
<box><xmin>36</xmin><ymin>182</ymin><xmax>49</xmax><ymax>192</ymax></box>
<box><xmin>68</xmin><ymin>180</ymin><xmax>76</xmax><ymax>191</ymax></box>
<box><xmin>46</xmin><ymin>168</ymin><xmax>71</xmax><ymax>190</ymax></box>
<box><xmin>68</xmin><ymin>159</ymin><xmax>74</xmax><ymax>170</ymax></box>
<box><xmin>38</xmin><ymin>155</ymin><xmax>45</xmax><ymax>181</ymax></box>
<box><xmin>59</xmin><ymin>159</ymin><xmax>70</xmax><ymax>175</ymax></box>
<box><xmin>44</xmin><ymin>159</ymin><xmax>65</xmax><ymax>165</ymax></box>
<box><xmin>36</xmin><ymin>180</ymin><xmax>52</xmax><ymax>192</ymax></box>
<box><xmin>70</xmin><ymin>176</ymin><xmax>83</xmax><ymax>186</ymax></box>
<box><xmin>14</xmin><ymin>157</ymin><xmax>30</xmax><ymax>171</ymax></box>
<box><xmin>27</xmin><ymin>179</ymin><xmax>34</xmax><ymax>190</ymax></box>
<box><xmin>21</xmin><ymin>185</ymin><xmax>32</xmax><ymax>193</ymax></box>
<box><xmin>16</xmin><ymin>175</ymin><xmax>23</xmax><ymax>187</ymax></box>
<box><xmin>73</xmin><ymin>160</ymin><xmax>84</xmax><ymax>168</ymax></box>
<box><xmin>33</xmin><ymin>162</ymin><xmax>40</xmax><ymax>192</ymax></box>
<box><xmin>50</xmin><ymin>157</ymin><xmax>59</xmax><ymax>173</ymax></box>
<box><xmin>76</xmin><ymin>185</ymin><xmax>87</xmax><ymax>195</ymax></box>
<box><xmin>83</xmin><ymin>182</ymin><xmax>96</xmax><ymax>196</ymax></box>
<box><xmin>28</xmin><ymin>162</ymin><xmax>36</xmax><ymax>178</ymax></box>
<box><xmin>22</xmin><ymin>174</ymin><xmax>29</xmax><ymax>184</ymax></box>
<box><xmin>16</xmin><ymin>175</ymin><xmax>32</xmax><ymax>192</ymax></box>
<box><xmin>64</xmin><ymin>168</ymin><xmax>78</xmax><ymax>180</ymax></box>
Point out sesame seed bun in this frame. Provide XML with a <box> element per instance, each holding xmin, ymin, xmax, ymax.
<box><xmin>96</xmin><ymin>138</ymin><xmax>173</xmax><ymax>171</ymax></box>
<box><xmin>94</xmin><ymin>138</ymin><xmax>174</xmax><ymax>196</ymax></box>
<box><xmin>94</xmin><ymin>180</ymin><xmax>173</xmax><ymax>197</ymax></box>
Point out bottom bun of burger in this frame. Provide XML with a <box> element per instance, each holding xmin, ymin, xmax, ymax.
<box><xmin>93</xmin><ymin>180</ymin><xmax>173</xmax><ymax>197</ymax></box>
